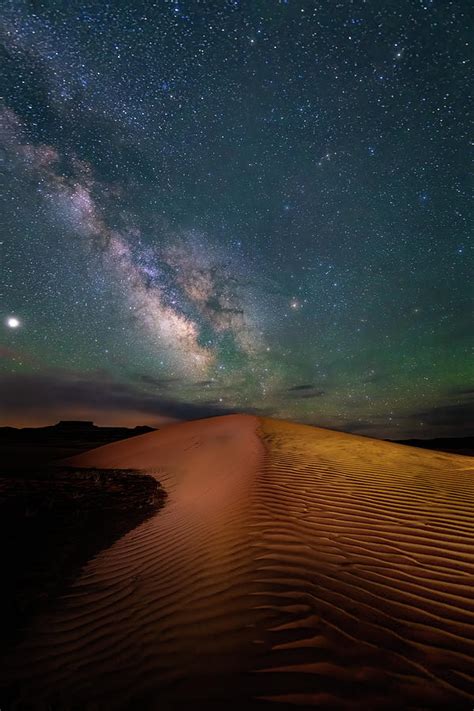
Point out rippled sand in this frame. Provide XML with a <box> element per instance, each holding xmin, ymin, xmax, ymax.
<box><xmin>3</xmin><ymin>415</ymin><xmax>474</xmax><ymax>709</ymax></box>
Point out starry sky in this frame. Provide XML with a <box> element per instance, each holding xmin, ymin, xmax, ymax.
<box><xmin>1</xmin><ymin>0</ymin><xmax>472</xmax><ymax>438</ymax></box>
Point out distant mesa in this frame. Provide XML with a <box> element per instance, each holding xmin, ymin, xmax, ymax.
<box><xmin>0</xmin><ymin>421</ymin><xmax>156</xmax><ymax>457</ymax></box>
<box><xmin>53</xmin><ymin>420</ymin><xmax>96</xmax><ymax>430</ymax></box>
<box><xmin>52</xmin><ymin>420</ymin><xmax>154</xmax><ymax>433</ymax></box>
<box><xmin>391</xmin><ymin>435</ymin><xmax>474</xmax><ymax>456</ymax></box>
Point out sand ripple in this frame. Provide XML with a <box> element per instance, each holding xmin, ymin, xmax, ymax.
<box><xmin>2</xmin><ymin>415</ymin><xmax>473</xmax><ymax>709</ymax></box>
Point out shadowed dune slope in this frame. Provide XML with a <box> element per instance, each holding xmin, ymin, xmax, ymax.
<box><xmin>2</xmin><ymin>414</ymin><xmax>473</xmax><ymax>710</ymax></box>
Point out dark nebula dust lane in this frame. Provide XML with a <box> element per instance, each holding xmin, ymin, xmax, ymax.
<box><xmin>1</xmin><ymin>1</ymin><xmax>472</xmax><ymax>436</ymax></box>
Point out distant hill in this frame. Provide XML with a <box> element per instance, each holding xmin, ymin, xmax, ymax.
<box><xmin>0</xmin><ymin>420</ymin><xmax>155</xmax><ymax>439</ymax></box>
<box><xmin>1</xmin><ymin>422</ymin><xmax>472</xmax><ymax>463</ymax></box>
<box><xmin>391</xmin><ymin>436</ymin><xmax>473</xmax><ymax>456</ymax></box>
<box><xmin>0</xmin><ymin>421</ymin><xmax>157</xmax><ymax>469</ymax></box>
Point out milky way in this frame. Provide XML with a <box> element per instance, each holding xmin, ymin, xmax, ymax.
<box><xmin>0</xmin><ymin>0</ymin><xmax>472</xmax><ymax>436</ymax></box>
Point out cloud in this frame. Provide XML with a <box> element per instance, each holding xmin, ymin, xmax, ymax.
<box><xmin>286</xmin><ymin>384</ymin><xmax>325</xmax><ymax>398</ymax></box>
<box><xmin>0</xmin><ymin>369</ymin><xmax>270</xmax><ymax>427</ymax></box>
<box><xmin>134</xmin><ymin>374</ymin><xmax>182</xmax><ymax>389</ymax></box>
<box><xmin>0</xmin><ymin>345</ymin><xmax>26</xmax><ymax>361</ymax></box>
<box><xmin>287</xmin><ymin>384</ymin><xmax>315</xmax><ymax>391</ymax></box>
<box><xmin>412</xmin><ymin>401</ymin><xmax>473</xmax><ymax>431</ymax></box>
<box><xmin>445</xmin><ymin>386</ymin><xmax>474</xmax><ymax>397</ymax></box>
<box><xmin>0</xmin><ymin>345</ymin><xmax>41</xmax><ymax>366</ymax></box>
<box><xmin>343</xmin><ymin>396</ymin><xmax>474</xmax><ymax>440</ymax></box>
<box><xmin>342</xmin><ymin>420</ymin><xmax>382</xmax><ymax>435</ymax></box>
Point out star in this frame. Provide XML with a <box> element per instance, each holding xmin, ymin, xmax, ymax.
<box><xmin>0</xmin><ymin>0</ymin><xmax>469</xmax><ymax>439</ymax></box>
<box><xmin>6</xmin><ymin>316</ymin><xmax>21</xmax><ymax>329</ymax></box>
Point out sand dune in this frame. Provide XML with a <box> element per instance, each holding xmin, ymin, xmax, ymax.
<box><xmin>2</xmin><ymin>415</ymin><xmax>474</xmax><ymax>709</ymax></box>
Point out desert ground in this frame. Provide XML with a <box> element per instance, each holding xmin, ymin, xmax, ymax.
<box><xmin>1</xmin><ymin>414</ymin><xmax>473</xmax><ymax>709</ymax></box>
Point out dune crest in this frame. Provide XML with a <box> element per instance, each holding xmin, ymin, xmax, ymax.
<box><xmin>2</xmin><ymin>415</ymin><xmax>474</xmax><ymax>709</ymax></box>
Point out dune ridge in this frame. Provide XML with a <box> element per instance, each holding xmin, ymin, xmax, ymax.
<box><xmin>2</xmin><ymin>415</ymin><xmax>473</xmax><ymax>709</ymax></box>
<box><xmin>251</xmin><ymin>419</ymin><xmax>474</xmax><ymax>708</ymax></box>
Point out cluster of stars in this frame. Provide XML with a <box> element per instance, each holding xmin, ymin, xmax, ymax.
<box><xmin>0</xmin><ymin>0</ymin><xmax>471</xmax><ymax>438</ymax></box>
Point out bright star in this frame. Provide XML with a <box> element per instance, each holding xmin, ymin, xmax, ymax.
<box><xmin>6</xmin><ymin>316</ymin><xmax>21</xmax><ymax>329</ymax></box>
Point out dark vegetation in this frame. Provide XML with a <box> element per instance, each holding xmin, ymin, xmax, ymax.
<box><xmin>0</xmin><ymin>466</ymin><xmax>166</xmax><ymax>661</ymax></box>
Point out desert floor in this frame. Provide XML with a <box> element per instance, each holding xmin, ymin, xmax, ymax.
<box><xmin>1</xmin><ymin>414</ymin><xmax>473</xmax><ymax>710</ymax></box>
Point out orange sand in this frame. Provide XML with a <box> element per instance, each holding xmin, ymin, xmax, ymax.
<box><xmin>2</xmin><ymin>415</ymin><xmax>474</xmax><ymax>709</ymax></box>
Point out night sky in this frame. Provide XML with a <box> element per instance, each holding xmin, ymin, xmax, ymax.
<box><xmin>1</xmin><ymin>0</ymin><xmax>472</xmax><ymax>437</ymax></box>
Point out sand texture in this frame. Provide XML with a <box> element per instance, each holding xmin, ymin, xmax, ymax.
<box><xmin>2</xmin><ymin>414</ymin><xmax>473</xmax><ymax>710</ymax></box>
